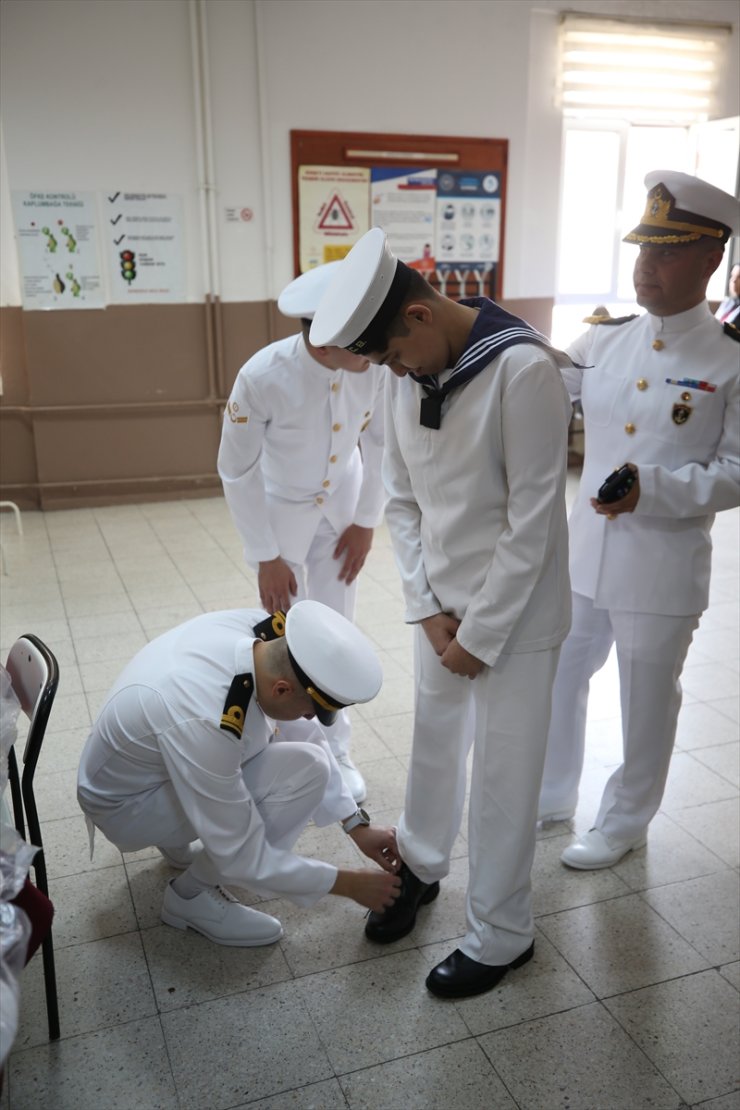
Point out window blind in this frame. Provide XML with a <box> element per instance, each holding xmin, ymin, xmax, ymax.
<box><xmin>559</xmin><ymin>14</ymin><xmax>731</xmax><ymax>125</ymax></box>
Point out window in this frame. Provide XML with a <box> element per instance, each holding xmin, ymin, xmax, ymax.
<box><xmin>553</xmin><ymin>15</ymin><xmax>737</xmax><ymax>348</ymax></box>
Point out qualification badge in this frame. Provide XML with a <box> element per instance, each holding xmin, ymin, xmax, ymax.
<box><xmin>671</xmin><ymin>403</ymin><xmax>692</xmax><ymax>425</ymax></box>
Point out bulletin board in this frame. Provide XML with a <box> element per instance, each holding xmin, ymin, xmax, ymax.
<box><xmin>290</xmin><ymin>130</ymin><xmax>508</xmax><ymax>302</ymax></box>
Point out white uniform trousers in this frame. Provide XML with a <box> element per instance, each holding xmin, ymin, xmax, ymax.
<box><xmin>89</xmin><ymin>742</ymin><xmax>331</xmax><ymax>889</ymax></box>
<box><xmin>397</xmin><ymin>627</ymin><xmax>560</xmax><ymax>965</ymax></box>
<box><xmin>285</xmin><ymin>515</ymin><xmax>358</xmax><ymax>761</ymax></box>
<box><xmin>539</xmin><ymin>592</ymin><xmax>699</xmax><ymax>844</ymax></box>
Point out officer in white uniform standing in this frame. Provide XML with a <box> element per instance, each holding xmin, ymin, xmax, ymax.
<box><xmin>78</xmin><ymin>601</ymin><xmax>401</xmax><ymax>946</ymax></box>
<box><xmin>311</xmin><ymin>229</ymin><xmax>573</xmax><ymax>999</ymax></box>
<box><xmin>539</xmin><ymin>171</ymin><xmax>740</xmax><ymax>868</ymax></box>
<box><xmin>218</xmin><ymin>264</ymin><xmax>386</xmax><ymax>803</ymax></box>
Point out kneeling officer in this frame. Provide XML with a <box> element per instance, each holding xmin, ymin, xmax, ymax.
<box><xmin>78</xmin><ymin>600</ymin><xmax>400</xmax><ymax>946</ymax></box>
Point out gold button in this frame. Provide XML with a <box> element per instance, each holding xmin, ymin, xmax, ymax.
<box><xmin>322</xmin><ymin>480</ymin><xmax>331</xmax><ymax>488</ymax></box>
<box><xmin>652</xmin><ymin>339</ymin><xmax>664</xmax><ymax>351</ymax></box>
<box><xmin>315</xmin><ymin>496</ymin><xmax>324</xmax><ymax>505</ymax></box>
<box><xmin>636</xmin><ymin>378</ymin><xmax>648</xmax><ymax>391</ymax></box>
<box><xmin>333</xmin><ymin>423</ymin><xmax>341</xmax><ymax>432</ymax></box>
<box><xmin>681</xmin><ymin>391</ymin><xmax>692</xmax><ymax>402</ymax></box>
<box><xmin>331</xmin><ymin>382</ymin><xmax>339</xmax><ymax>392</ymax></box>
<box><xmin>329</xmin><ymin>455</ymin><xmax>337</xmax><ymax>463</ymax></box>
<box><xmin>625</xmin><ymin>423</ymin><xmax>636</xmax><ymax>435</ymax></box>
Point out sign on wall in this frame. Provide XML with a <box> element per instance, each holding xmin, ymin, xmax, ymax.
<box><xmin>12</xmin><ymin>190</ymin><xmax>104</xmax><ymax>309</ymax></box>
<box><xmin>105</xmin><ymin>192</ymin><xmax>185</xmax><ymax>303</ymax></box>
<box><xmin>370</xmin><ymin>167</ymin><xmax>437</xmax><ymax>271</ymax></box>
<box><xmin>298</xmin><ymin>166</ymin><xmax>370</xmax><ymax>271</ymax></box>
<box><xmin>435</xmin><ymin>170</ymin><xmax>501</xmax><ymax>281</ymax></box>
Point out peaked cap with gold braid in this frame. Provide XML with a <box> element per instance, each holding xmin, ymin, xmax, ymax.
<box><xmin>624</xmin><ymin>171</ymin><xmax>738</xmax><ymax>246</ymax></box>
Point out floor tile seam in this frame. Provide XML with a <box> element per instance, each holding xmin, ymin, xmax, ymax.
<box><xmin>533</xmin><ymin>880</ymin><xmax>635</xmax><ymax>925</ymax></box>
<box><xmin>674</xmin><ymin>747</ymin><xmax>740</xmax><ymax>790</ymax></box>
<box><xmin>661</xmin><ymin>803</ymin><xmax>740</xmax><ymax>861</ymax></box>
<box><xmin>632</xmin><ymin>860</ymin><xmax>738</xmax><ymax>899</ymax></box>
<box><xmin>458</xmin><ymin>994</ymin><xmax>600</xmax><ymax>1040</ymax></box>
<box><xmin>632</xmin><ymin>891</ymin><xmax>736</xmax><ymax>966</ymax></box>
<box><xmin>6</xmin><ymin>1008</ymin><xmax>173</xmax><ymax>1064</ymax></box>
<box><xmin>589</xmin><ymin>996</ymin><xmax>688</xmax><ymax>1106</ymax></box>
<box><xmin>327</xmin><ymin>1031</ymin><xmax>494</xmax><ymax>1086</ymax></box>
<box><xmin>598</xmin><ymin>964</ymin><xmax>733</xmax><ymax>1010</ymax></box>
<box><xmin>42</xmin><ymin>847</ymin><xmax>126</xmax><ymax>884</ymax></box>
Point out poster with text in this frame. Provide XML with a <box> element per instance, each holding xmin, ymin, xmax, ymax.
<box><xmin>435</xmin><ymin>171</ymin><xmax>501</xmax><ymax>285</ymax></box>
<box><xmin>299</xmin><ymin>166</ymin><xmax>370</xmax><ymax>271</ymax></box>
<box><xmin>105</xmin><ymin>192</ymin><xmax>185</xmax><ymax>302</ymax></box>
<box><xmin>371</xmin><ymin>167</ymin><xmax>437</xmax><ymax>271</ymax></box>
<box><xmin>12</xmin><ymin>190</ymin><xmax>104</xmax><ymax>309</ymax></box>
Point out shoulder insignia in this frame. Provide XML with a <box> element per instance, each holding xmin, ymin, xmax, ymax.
<box><xmin>723</xmin><ymin>321</ymin><xmax>740</xmax><ymax>342</ymax></box>
<box><xmin>252</xmin><ymin>610</ymin><xmax>287</xmax><ymax>641</ymax></box>
<box><xmin>220</xmin><ymin>673</ymin><xmax>253</xmax><ymax>738</ymax></box>
<box><xmin>582</xmin><ymin>313</ymin><xmax>639</xmax><ymax>326</ymax></box>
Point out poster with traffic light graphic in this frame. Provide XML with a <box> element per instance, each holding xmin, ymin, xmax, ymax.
<box><xmin>11</xmin><ymin>190</ymin><xmax>104</xmax><ymax>309</ymax></box>
<box><xmin>106</xmin><ymin>192</ymin><xmax>185</xmax><ymax>302</ymax></box>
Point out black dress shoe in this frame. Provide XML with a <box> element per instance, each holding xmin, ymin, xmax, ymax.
<box><xmin>425</xmin><ymin>942</ymin><xmax>534</xmax><ymax>999</ymax></box>
<box><xmin>365</xmin><ymin>862</ymin><xmax>439</xmax><ymax>944</ymax></box>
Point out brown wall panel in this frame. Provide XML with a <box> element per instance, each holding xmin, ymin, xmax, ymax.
<box><xmin>0</xmin><ymin>413</ymin><xmax>37</xmax><ymax>501</ymax></box>
<box><xmin>23</xmin><ymin>304</ymin><xmax>211</xmax><ymax>406</ymax></box>
<box><xmin>33</xmin><ymin>408</ymin><xmax>222</xmax><ymax>485</ymax></box>
<box><xmin>0</xmin><ymin>294</ymin><xmax>555</xmax><ymax>509</ymax></box>
<box><xmin>0</xmin><ymin>306</ymin><xmax>29</xmax><ymax>404</ymax></box>
<box><xmin>220</xmin><ymin>300</ymin><xmax>272</xmax><ymax>394</ymax></box>
<box><xmin>500</xmin><ymin>297</ymin><xmax>554</xmax><ymax>338</ymax></box>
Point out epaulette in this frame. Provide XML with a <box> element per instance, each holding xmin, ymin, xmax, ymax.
<box><xmin>722</xmin><ymin>321</ymin><xmax>740</xmax><ymax>342</ymax></box>
<box><xmin>582</xmin><ymin>313</ymin><xmax>639</xmax><ymax>326</ymax></box>
<box><xmin>252</xmin><ymin>610</ymin><xmax>286</xmax><ymax>641</ymax></box>
<box><xmin>220</xmin><ymin>673</ymin><xmax>253</xmax><ymax>738</ymax></box>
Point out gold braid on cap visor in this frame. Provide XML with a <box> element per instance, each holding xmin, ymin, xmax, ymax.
<box><xmin>625</xmin><ymin>187</ymin><xmax>729</xmax><ymax>243</ymax></box>
<box><xmin>306</xmin><ymin>686</ymin><xmax>342</xmax><ymax>713</ymax></box>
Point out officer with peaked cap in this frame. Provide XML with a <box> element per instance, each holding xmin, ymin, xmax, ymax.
<box><xmin>312</xmin><ymin>228</ymin><xmax>573</xmax><ymax>998</ymax></box>
<box><xmin>218</xmin><ymin>263</ymin><xmax>387</xmax><ymax>805</ymax></box>
<box><xmin>78</xmin><ymin>601</ymin><xmax>400</xmax><ymax>946</ymax></box>
<box><xmin>539</xmin><ymin>171</ymin><xmax>740</xmax><ymax>868</ymax></box>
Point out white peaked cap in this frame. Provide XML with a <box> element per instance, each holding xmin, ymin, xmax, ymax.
<box><xmin>309</xmin><ymin>228</ymin><xmax>399</xmax><ymax>350</ymax></box>
<box><xmin>277</xmin><ymin>261</ymin><xmax>343</xmax><ymax>320</ymax></box>
<box><xmin>624</xmin><ymin>170</ymin><xmax>739</xmax><ymax>244</ymax></box>
<box><xmin>285</xmin><ymin>600</ymin><xmax>383</xmax><ymax>725</ymax></box>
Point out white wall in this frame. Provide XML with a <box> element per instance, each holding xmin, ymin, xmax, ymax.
<box><xmin>1</xmin><ymin>0</ymin><xmax>738</xmax><ymax>307</ymax></box>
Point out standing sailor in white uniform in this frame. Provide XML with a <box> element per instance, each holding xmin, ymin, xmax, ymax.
<box><xmin>311</xmin><ymin>229</ymin><xmax>573</xmax><ymax>999</ymax></box>
<box><xmin>218</xmin><ymin>263</ymin><xmax>386</xmax><ymax>803</ymax></box>
<box><xmin>78</xmin><ymin>601</ymin><xmax>401</xmax><ymax>946</ymax></box>
<box><xmin>539</xmin><ymin>171</ymin><xmax>740</xmax><ymax>868</ymax></box>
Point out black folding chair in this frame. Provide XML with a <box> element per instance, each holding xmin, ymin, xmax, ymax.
<box><xmin>6</xmin><ymin>634</ymin><xmax>60</xmax><ymax>1041</ymax></box>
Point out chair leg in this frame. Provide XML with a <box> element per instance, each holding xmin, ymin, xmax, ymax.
<box><xmin>40</xmin><ymin>932</ymin><xmax>60</xmax><ymax>1041</ymax></box>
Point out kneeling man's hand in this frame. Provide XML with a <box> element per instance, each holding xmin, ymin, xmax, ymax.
<box><xmin>331</xmin><ymin>868</ymin><xmax>402</xmax><ymax>912</ymax></box>
<box><xmin>349</xmin><ymin>824</ymin><xmax>400</xmax><ymax>873</ymax></box>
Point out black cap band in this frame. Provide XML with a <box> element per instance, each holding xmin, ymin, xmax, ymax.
<box><xmin>345</xmin><ymin>261</ymin><xmax>414</xmax><ymax>355</ymax></box>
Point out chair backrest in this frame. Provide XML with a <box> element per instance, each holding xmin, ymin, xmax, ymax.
<box><xmin>6</xmin><ymin>635</ymin><xmax>59</xmax><ymax>771</ymax></box>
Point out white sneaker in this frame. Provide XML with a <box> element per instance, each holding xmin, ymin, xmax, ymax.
<box><xmin>157</xmin><ymin>841</ymin><xmax>203</xmax><ymax>869</ymax></box>
<box><xmin>161</xmin><ymin>880</ymin><xmax>284</xmax><ymax>946</ymax></box>
<box><xmin>335</xmin><ymin>753</ymin><xmax>367</xmax><ymax>803</ymax></box>
<box><xmin>560</xmin><ymin>828</ymin><xmax>647</xmax><ymax>870</ymax></box>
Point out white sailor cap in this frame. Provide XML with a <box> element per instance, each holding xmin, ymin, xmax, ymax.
<box><xmin>624</xmin><ymin>170</ymin><xmax>739</xmax><ymax>245</ymax></box>
<box><xmin>285</xmin><ymin>600</ymin><xmax>382</xmax><ymax>726</ymax></box>
<box><xmin>277</xmin><ymin>262</ymin><xmax>343</xmax><ymax>321</ymax></box>
<box><xmin>309</xmin><ymin>228</ymin><xmax>414</xmax><ymax>353</ymax></box>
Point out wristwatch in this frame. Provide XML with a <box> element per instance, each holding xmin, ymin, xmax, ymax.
<box><xmin>341</xmin><ymin>807</ymin><xmax>370</xmax><ymax>834</ymax></box>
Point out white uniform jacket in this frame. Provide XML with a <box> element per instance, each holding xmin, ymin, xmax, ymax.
<box><xmin>383</xmin><ymin>344</ymin><xmax>573</xmax><ymax>667</ymax></box>
<box><xmin>77</xmin><ymin>610</ymin><xmax>356</xmax><ymax>906</ymax></box>
<box><xmin>218</xmin><ymin>334</ymin><xmax>386</xmax><ymax>565</ymax></box>
<box><xmin>562</xmin><ymin>303</ymin><xmax>740</xmax><ymax>616</ymax></box>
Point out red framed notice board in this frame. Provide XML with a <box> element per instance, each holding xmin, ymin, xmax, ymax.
<box><xmin>291</xmin><ymin>130</ymin><xmax>508</xmax><ymax>302</ymax></box>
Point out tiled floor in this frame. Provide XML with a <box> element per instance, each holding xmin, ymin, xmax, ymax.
<box><xmin>1</xmin><ymin>484</ymin><xmax>738</xmax><ymax>1110</ymax></box>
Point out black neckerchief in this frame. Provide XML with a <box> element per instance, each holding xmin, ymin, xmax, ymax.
<box><xmin>410</xmin><ymin>298</ymin><xmax>559</xmax><ymax>428</ymax></box>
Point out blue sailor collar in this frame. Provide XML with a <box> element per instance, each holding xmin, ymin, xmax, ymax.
<box><xmin>410</xmin><ymin>298</ymin><xmax>563</xmax><ymax>428</ymax></box>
